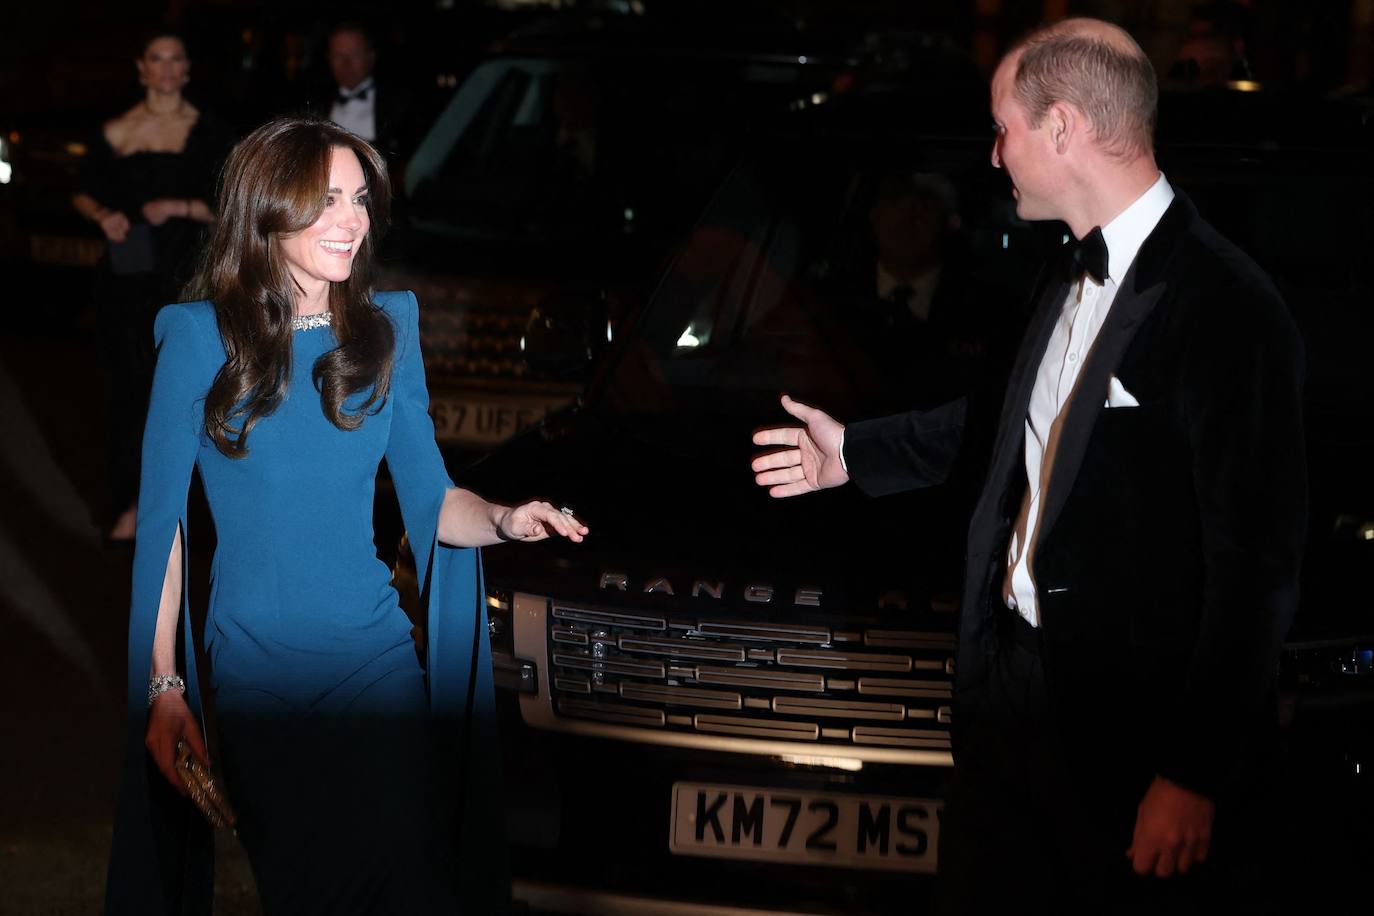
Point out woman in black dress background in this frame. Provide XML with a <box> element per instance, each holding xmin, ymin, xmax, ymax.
<box><xmin>71</xmin><ymin>31</ymin><xmax>230</xmax><ymax>543</ymax></box>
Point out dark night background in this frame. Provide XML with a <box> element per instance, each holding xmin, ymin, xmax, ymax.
<box><xmin>0</xmin><ymin>1</ymin><xmax>1370</xmax><ymax>914</ymax></box>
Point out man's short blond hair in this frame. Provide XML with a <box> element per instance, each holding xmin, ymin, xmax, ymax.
<box><xmin>1012</xmin><ymin>20</ymin><xmax>1158</xmax><ymax>159</ymax></box>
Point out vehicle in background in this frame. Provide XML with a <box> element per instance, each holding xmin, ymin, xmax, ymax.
<box><xmin>454</xmin><ymin>84</ymin><xmax>1374</xmax><ymax>913</ymax></box>
<box><xmin>0</xmin><ymin>106</ymin><xmax>109</xmax><ymax>310</ymax></box>
<box><xmin>381</xmin><ymin>18</ymin><xmax>858</xmax><ymax>456</ymax></box>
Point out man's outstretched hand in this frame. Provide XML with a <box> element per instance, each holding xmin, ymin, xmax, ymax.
<box><xmin>751</xmin><ymin>395</ymin><xmax>849</xmax><ymax>497</ymax></box>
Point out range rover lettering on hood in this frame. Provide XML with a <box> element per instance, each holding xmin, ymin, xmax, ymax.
<box><xmin>599</xmin><ymin>571</ymin><xmax>822</xmax><ymax>606</ymax></box>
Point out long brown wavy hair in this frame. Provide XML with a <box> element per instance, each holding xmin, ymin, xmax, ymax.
<box><xmin>188</xmin><ymin>117</ymin><xmax>395</xmax><ymax>457</ymax></box>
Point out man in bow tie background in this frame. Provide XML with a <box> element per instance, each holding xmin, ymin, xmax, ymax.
<box><xmin>751</xmin><ymin>16</ymin><xmax>1305</xmax><ymax>914</ymax></box>
<box><xmin>306</xmin><ymin>21</ymin><xmax>415</xmax><ymax>166</ymax></box>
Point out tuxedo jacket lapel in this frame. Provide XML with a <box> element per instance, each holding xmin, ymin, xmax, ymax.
<box><xmin>1035</xmin><ymin>195</ymin><xmax>1195</xmax><ymax>543</ymax></box>
<box><xmin>971</xmin><ymin>264</ymin><xmax>1068</xmax><ymax>528</ymax></box>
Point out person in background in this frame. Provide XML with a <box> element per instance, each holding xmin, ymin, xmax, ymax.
<box><xmin>71</xmin><ymin>30</ymin><xmax>230</xmax><ymax>545</ymax></box>
<box><xmin>847</xmin><ymin>170</ymin><xmax>1019</xmax><ymax>408</ymax></box>
<box><xmin>1166</xmin><ymin>0</ymin><xmax>1255</xmax><ymax>87</ymax></box>
<box><xmin>310</xmin><ymin>21</ymin><xmax>414</xmax><ymax>165</ymax></box>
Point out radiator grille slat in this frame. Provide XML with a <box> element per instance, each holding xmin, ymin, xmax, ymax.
<box><xmin>694</xmin><ymin>714</ymin><xmax>820</xmax><ymax>741</ymax></box>
<box><xmin>552</xmin><ymin>652</ymin><xmax>666</xmax><ymax>679</ymax></box>
<box><xmin>696</xmin><ymin>666</ymin><xmax>826</xmax><ymax>692</ymax></box>
<box><xmin>553</xmin><ymin>606</ymin><xmax>666</xmax><ymax>631</ymax></box>
<box><xmin>857</xmin><ymin>677</ymin><xmax>954</xmax><ymax>699</ymax></box>
<box><xmin>697</xmin><ymin>621</ymin><xmax>830</xmax><ymax>644</ymax></box>
<box><xmin>772</xmin><ymin>696</ymin><xmax>906</xmax><ymax>721</ymax></box>
<box><xmin>776</xmin><ymin>649</ymin><xmax>913</xmax><ymax>672</ymax></box>
<box><xmin>621</xmin><ymin>683</ymin><xmax>743</xmax><ymax>710</ymax></box>
<box><xmin>864</xmin><ymin>630</ymin><xmax>958</xmax><ymax>650</ymax></box>
<box><xmin>852</xmin><ymin>726</ymin><xmax>952</xmax><ymax>749</ymax></box>
<box><xmin>618</xmin><ymin>636</ymin><xmax>747</xmax><ymax>662</ymax></box>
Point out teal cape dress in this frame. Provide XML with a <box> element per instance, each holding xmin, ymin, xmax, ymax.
<box><xmin>104</xmin><ymin>291</ymin><xmax>505</xmax><ymax>914</ymax></box>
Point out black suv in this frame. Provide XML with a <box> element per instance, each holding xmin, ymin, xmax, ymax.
<box><xmin>381</xmin><ymin>18</ymin><xmax>849</xmax><ymax>458</ymax></box>
<box><xmin>454</xmin><ymin>82</ymin><xmax>1374</xmax><ymax>914</ymax></box>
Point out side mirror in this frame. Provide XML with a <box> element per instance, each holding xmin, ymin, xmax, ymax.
<box><xmin>522</xmin><ymin>288</ymin><xmax>609</xmax><ymax>380</ymax></box>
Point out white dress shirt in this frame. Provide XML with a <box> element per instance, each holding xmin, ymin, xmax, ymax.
<box><xmin>1004</xmin><ymin>173</ymin><xmax>1175</xmax><ymax>627</ymax></box>
<box><xmin>330</xmin><ymin>77</ymin><xmax>376</xmax><ymax>141</ymax></box>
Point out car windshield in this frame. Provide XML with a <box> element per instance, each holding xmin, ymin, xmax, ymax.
<box><xmin>404</xmin><ymin>55</ymin><xmax>822</xmax><ymax>246</ymax></box>
<box><xmin>598</xmin><ymin>110</ymin><xmax>1374</xmax><ymax>428</ymax></box>
<box><xmin>597</xmin><ymin>133</ymin><xmax>1046</xmax><ymax>420</ymax></box>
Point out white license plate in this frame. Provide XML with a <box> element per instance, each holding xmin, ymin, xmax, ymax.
<box><xmin>429</xmin><ymin>394</ymin><xmax>569</xmax><ymax>446</ymax></box>
<box><xmin>669</xmin><ymin>782</ymin><xmax>939</xmax><ymax>873</ymax></box>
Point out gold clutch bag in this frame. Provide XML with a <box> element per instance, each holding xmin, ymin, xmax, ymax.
<box><xmin>175</xmin><ymin>740</ymin><xmax>237</xmax><ymax>832</ymax></box>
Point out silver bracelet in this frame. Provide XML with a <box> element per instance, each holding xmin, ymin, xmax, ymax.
<box><xmin>148</xmin><ymin>674</ymin><xmax>186</xmax><ymax>707</ymax></box>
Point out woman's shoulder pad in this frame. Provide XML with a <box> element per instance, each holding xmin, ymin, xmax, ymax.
<box><xmin>373</xmin><ymin>289</ymin><xmax>419</xmax><ymax>319</ymax></box>
<box><xmin>154</xmin><ymin>299</ymin><xmax>218</xmax><ymax>341</ymax></box>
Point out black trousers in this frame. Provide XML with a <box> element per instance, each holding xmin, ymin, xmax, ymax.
<box><xmin>935</xmin><ymin>610</ymin><xmax>1278</xmax><ymax>916</ymax></box>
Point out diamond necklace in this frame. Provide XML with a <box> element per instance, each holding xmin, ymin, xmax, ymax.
<box><xmin>291</xmin><ymin>312</ymin><xmax>332</xmax><ymax>331</ymax></box>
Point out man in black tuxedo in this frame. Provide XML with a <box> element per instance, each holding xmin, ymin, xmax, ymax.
<box><xmin>307</xmin><ymin>22</ymin><xmax>414</xmax><ymax>165</ymax></box>
<box><xmin>843</xmin><ymin>170</ymin><xmax>1020</xmax><ymax>409</ymax></box>
<box><xmin>752</xmin><ymin>18</ymin><xmax>1305</xmax><ymax>913</ymax></box>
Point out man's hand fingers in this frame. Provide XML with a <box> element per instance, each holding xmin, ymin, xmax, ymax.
<box><xmin>754</xmin><ymin>466</ymin><xmax>805</xmax><ymax>488</ymax></box>
<box><xmin>1130</xmin><ymin>842</ymin><xmax>1158</xmax><ymax>876</ymax></box>
<box><xmin>779</xmin><ymin>394</ymin><xmax>816</xmax><ymax>424</ymax></box>
<box><xmin>769</xmin><ymin>481</ymin><xmax>817</xmax><ymax>498</ymax></box>
<box><xmin>1175</xmin><ymin>843</ymin><xmax>1195</xmax><ymax>875</ymax></box>
<box><xmin>751</xmin><ymin>449</ymin><xmax>800</xmax><ymax>472</ymax></box>
<box><xmin>1153</xmin><ymin>847</ymin><xmax>1178</xmax><ymax>879</ymax></box>
<box><xmin>752</xmin><ymin>427</ymin><xmax>801</xmax><ymax>449</ymax></box>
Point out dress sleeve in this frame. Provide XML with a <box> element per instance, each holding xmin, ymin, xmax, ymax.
<box><xmin>382</xmin><ymin>290</ymin><xmax>507</xmax><ymax>905</ymax></box>
<box><xmin>126</xmin><ymin>304</ymin><xmax>207</xmax><ymax>715</ymax></box>
<box><xmin>382</xmin><ymin>289</ymin><xmax>490</xmax><ymax>718</ymax></box>
<box><xmin>107</xmin><ymin>302</ymin><xmax>215</xmax><ymax>915</ymax></box>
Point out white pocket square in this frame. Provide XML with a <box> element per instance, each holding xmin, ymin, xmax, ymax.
<box><xmin>1105</xmin><ymin>375</ymin><xmax>1140</xmax><ymax>408</ymax></box>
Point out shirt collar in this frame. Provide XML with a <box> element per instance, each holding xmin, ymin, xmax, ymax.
<box><xmin>1099</xmin><ymin>172</ymin><xmax>1174</xmax><ymax>283</ymax></box>
<box><xmin>339</xmin><ymin>76</ymin><xmax>375</xmax><ymax>99</ymax></box>
<box><xmin>876</xmin><ymin>263</ymin><xmax>940</xmax><ymax>300</ymax></box>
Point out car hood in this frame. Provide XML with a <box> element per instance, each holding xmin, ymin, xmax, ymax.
<box><xmin>462</xmin><ymin>405</ymin><xmax>969</xmax><ymax>631</ymax></box>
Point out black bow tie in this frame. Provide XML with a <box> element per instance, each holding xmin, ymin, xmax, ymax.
<box><xmin>1069</xmin><ymin>226</ymin><xmax>1109</xmax><ymax>284</ymax></box>
<box><xmin>337</xmin><ymin>87</ymin><xmax>371</xmax><ymax>105</ymax></box>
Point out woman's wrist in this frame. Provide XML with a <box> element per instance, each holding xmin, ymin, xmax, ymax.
<box><xmin>491</xmin><ymin>502</ymin><xmax>513</xmax><ymax>541</ymax></box>
<box><xmin>147</xmin><ymin>673</ymin><xmax>186</xmax><ymax>707</ymax></box>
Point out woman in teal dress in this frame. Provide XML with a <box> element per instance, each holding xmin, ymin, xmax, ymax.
<box><xmin>104</xmin><ymin>117</ymin><xmax>588</xmax><ymax>915</ymax></box>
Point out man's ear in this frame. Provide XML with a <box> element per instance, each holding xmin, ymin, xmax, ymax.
<box><xmin>1048</xmin><ymin>101</ymin><xmax>1077</xmax><ymax>154</ymax></box>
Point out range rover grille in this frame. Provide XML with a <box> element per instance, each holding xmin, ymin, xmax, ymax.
<box><xmin>528</xmin><ymin>600</ymin><xmax>955</xmax><ymax>757</ymax></box>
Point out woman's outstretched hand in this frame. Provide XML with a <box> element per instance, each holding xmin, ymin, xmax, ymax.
<box><xmin>496</xmin><ymin>501</ymin><xmax>589</xmax><ymax>543</ymax></box>
<box><xmin>145</xmin><ymin>690</ymin><xmax>208</xmax><ymax>795</ymax></box>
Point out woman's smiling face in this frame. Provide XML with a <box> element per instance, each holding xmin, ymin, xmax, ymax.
<box><xmin>279</xmin><ymin>146</ymin><xmax>370</xmax><ymax>310</ymax></box>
